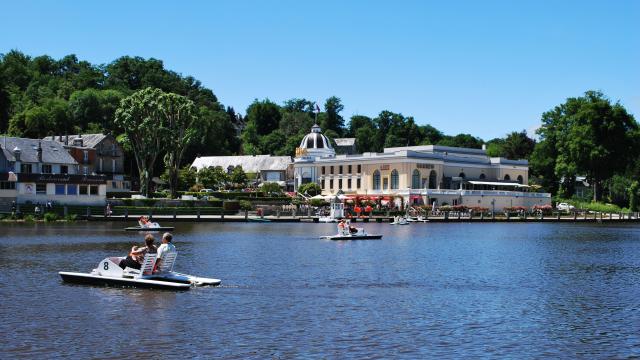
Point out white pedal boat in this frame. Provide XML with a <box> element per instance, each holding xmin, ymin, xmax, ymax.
<box><xmin>320</xmin><ymin>227</ymin><xmax>383</xmax><ymax>240</ymax></box>
<box><xmin>390</xmin><ymin>217</ymin><xmax>409</xmax><ymax>225</ymax></box>
<box><xmin>59</xmin><ymin>252</ymin><xmax>221</xmax><ymax>290</ymax></box>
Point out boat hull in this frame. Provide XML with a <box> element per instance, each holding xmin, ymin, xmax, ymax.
<box><xmin>124</xmin><ymin>226</ymin><xmax>175</xmax><ymax>232</ymax></box>
<box><xmin>320</xmin><ymin>235</ymin><xmax>383</xmax><ymax>240</ymax></box>
<box><xmin>59</xmin><ymin>271</ymin><xmax>192</xmax><ymax>290</ymax></box>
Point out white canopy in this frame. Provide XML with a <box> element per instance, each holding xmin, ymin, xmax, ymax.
<box><xmin>467</xmin><ymin>181</ymin><xmax>529</xmax><ymax>187</ymax></box>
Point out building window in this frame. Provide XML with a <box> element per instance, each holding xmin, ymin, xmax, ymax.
<box><xmin>504</xmin><ymin>174</ymin><xmax>511</xmax><ymax>181</ymax></box>
<box><xmin>80</xmin><ymin>185</ymin><xmax>88</xmax><ymax>195</ymax></box>
<box><xmin>83</xmin><ymin>166</ymin><xmax>88</xmax><ymax>175</ymax></box>
<box><xmin>357</xmin><ymin>164</ymin><xmax>361</xmax><ymax>173</ymax></box>
<box><xmin>83</xmin><ymin>150</ymin><xmax>89</xmax><ymax>162</ymax></box>
<box><xmin>322</xmin><ymin>166</ymin><xmax>325</xmax><ymax>175</ymax></box>
<box><xmin>357</xmin><ymin>178</ymin><xmax>361</xmax><ymax>189</ymax></box>
<box><xmin>329</xmin><ymin>179</ymin><xmax>334</xmax><ymax>189</ymax></box>
<box><xmin>36</xmin><ymin>183</ymin><xmax>46</xmax><ymax>194</ymax></box>
<box><xmin>348</xmin><ymin>165</ymin><xmax>352</xmax><ymax>174</ymax></box>
<box><xmin>383</xmin><ymin>177</ymin><xmax>389</xmax><ymax>190</ymax></box>
<box><xmin>90</xmin><ymin>186</ymin><xmax>99</xmax><ymax>195</ymax></box>
<box><xmin>429</xmin><ymin>170</ymin><xmax>437</xmax><ymax>189</ymax></box>
<box><xmin>321</xmin><ymin>179</ymin><xmax>325</xmax><ymax>189</ymax></box>
<box><xmin>517</xmin><ymin>175</ymin><xmax>523</xmax><ymax>184</ymax></box>
<box><xmin>124</xmin><ymin>182</ymin><xmax>130</xmax><ymax>189</ymax></box>
<box><xmin>338</xmin><ymin>179</ymin><xmax>342</xmax><ymax>189</ymax></box>
<box><xmin>112</xmin><ymin>159</ymin><xmax>116</xmax><ymax>173</ymax></box>
<box><xmin>330</xmin><ymin>166</ymin><xmax>334</xmax><ymax>175</ymax></box>
<box><xmin>67</xmin><ymin>184</ymin><xmax>78</xmax><ymax>195</ymax></box>
<box><xmin>42</xmin><ymin>164</ymin><xmax>52</xmax><ymax>174</ymax></box>
<box><xmin>391</xmin><ymin>169</ymin><xmax>399</xmax><ymax>190</ymax></box>
<box><xmin>55</xmin><ymin>184</ymin><xmax>65</xmax><ymax>195</ymax></box>
<box><xmin>373</xmin><ymin>170</ymin><xmax>381</xmax><ymax>190</ymax></box>
<box><xmin>347</xmin><ymin>179</ymin><xmax>352</xmax><ymax>189</ymax></box>
<box><xmin>21</xmin><ymin>164</ymin><xmax>32</xmax><ymax>174</ymax></box>
<box><xmin>112</xmin><ymin>181</ymin><xmax>118</xmax><ymax>189</ymax></box>
<box><xmin>61</xmin><ymin>166</ymin><xmax>68</xmax><ymax>174</ymax></box>
<box><xmin>479</xmin><ymin>173</ymin><xmax>486</xmax><ymax>180</ymax></box>
<box><xmin>0</xmin><ymin>181</ymin><xmax>16</xmax><ymax>190</ymax></box>
<box><xmin>339</xmin><ymin>165</ymin><xmax>343</xmax><ymax>174</ymax></box>
<box><xmin>412</xmin><ymin>169</ymin><xmax>421</xmax><ymax>189</ymax></box>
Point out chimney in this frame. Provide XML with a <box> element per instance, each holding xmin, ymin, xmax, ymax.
<box><xmin>37</xmin><ymin>141</ymin><xmax>43</xmax><ymax>162</ymax></box>
<box><xmin>482</xmin><ymin>144</ymin><xmax>487</xmax><ymax>151</ymax></box>
<box><xmin>13</xmin><ymin>146</ymin><xmax>21</xmax><ymax>161</ymax></box>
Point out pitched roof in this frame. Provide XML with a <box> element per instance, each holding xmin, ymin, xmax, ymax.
<box><xmin>191</xmin><ymin>155</ymin><xmax>291</xmax><ymax>172</ymax></box>
<box><xmin>1</xmin><ymin>137</ymin><xmax>77</xmax><ymax>164</ymax></box>
<box><xmin>45</xmin><ymin>134</ymin><xmax>108</xmax><ymax>149</ymax></box>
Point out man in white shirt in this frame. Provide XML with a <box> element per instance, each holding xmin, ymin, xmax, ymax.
<box><xmin>155</xmin><ymin>232</ymin><xmax>177</xmax><ymax>271</ymax></box>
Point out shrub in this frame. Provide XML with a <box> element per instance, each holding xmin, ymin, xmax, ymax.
<box><xmin>64</xmin><ymin>214</ymin><xmax>78</xmax><ymax>221</ymax></box>
<box><xmin>43</xmin><ymin>212</ymin><xmax>59</xmax><ymax>222</ymax></box>
<box><xmin>310</xmin><ymin>198</ymin><xmax>329</xmax><ymax>207</ymax></box>
<box><xmin>239</xmin><ymin>200</ymin><xmax>253</xmax><ymax>211</ymax></box>
<box><xmin>23</xmin><ymin>215</ymin><xmax>35</xmax><ymax>223</ymax></box>
<box><xmin>223</xmin><ymin>200</ymin><xmax>240</xmax><ymax>211</ymax></box>
<box><xmin>439</xmin><ymin>205</ymin><xmax>453</xmax><ymax>212</ymax></box>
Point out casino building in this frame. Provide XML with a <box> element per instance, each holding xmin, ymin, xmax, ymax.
<box><xmin>293</xmin><ymin>125</ymin><xmax>551</xmax><ymax>211</ymax></box>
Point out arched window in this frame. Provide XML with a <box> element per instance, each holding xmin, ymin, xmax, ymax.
<box><xmin>412</xmin><ymin>169</ymin><xmax>421</xmax><ymax>189</ymax></box>
<box><xmin>428</xmin><ymin>170</ymin><xmax>437</xmax><ymax>189</ymax></box>
<box><xmin>504</xmin><ymin>174</ymin><xmax>511</xmax><ymax>181</ymax></box>
<box><xmin>373</xmin><ymin>170</ymin><xmax>381</xmax><ymax>190</ymax></box>
<box><xmin>479</xmin><ymin>173</ymin><xmax>486</xmax><ymax>180</ymax></box>
<box><xmin>458</xmin><ymin>172</ymin><xmax>466</xmax><ymax>179</ymax></box>
<box><xmin>391</xmin><ymin>169</ymin><xmax>399</xmax><ymax>189</ymax></box>
<box><xmin>517</xmin><ymin>175</ymin><xmax>523</xmax><ymax>184</ymax></box>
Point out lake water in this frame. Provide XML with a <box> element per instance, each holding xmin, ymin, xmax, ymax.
<box><xmin>1</xmin><ymin>221</ymin><xmax>639</xmax><ymax>359</ymax></box>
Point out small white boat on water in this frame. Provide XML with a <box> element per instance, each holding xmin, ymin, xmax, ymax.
<box><xmin>59</xmin><ymin>252</ymin><xmax>220</xmax><ymax>290</ymax></box>
<box><xmin>318</xmin><ymin>216</ymin><xmax>338</xmax><ymax>223</ymax></box>
<box><xmin>390</xmin><ymin>216</ymin><xmax>410</xmax><ymax>225</ymax></box>
<box><xmin>320</xmin><ymin>226</ymin><xmax>382</xmax><ymax>240</ymax></box>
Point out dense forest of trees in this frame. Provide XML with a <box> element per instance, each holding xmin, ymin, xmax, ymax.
<box><xmin>1</xmin><ymin>51</ymin><xmax>638</xmax><ymax>207</ymax></box>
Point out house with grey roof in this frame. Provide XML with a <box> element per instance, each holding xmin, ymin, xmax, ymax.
<box><xmin>45</xmin><ymin>134</ymin><xmax>130</xmax><ymax>194</ymax></box>
<box><xmin>1</xmin><ymin>136</ymin><xmax>107</xmax><ymax>210</ymax></box>
<box><xmin>191</xmin><ymin>155</ymin><xmax>293</xmax><ymax>188</ymax></box>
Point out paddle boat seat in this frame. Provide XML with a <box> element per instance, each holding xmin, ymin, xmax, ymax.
<box><xmin>156</xmin><ymin>252</ymin><xmax>177</xmax><ymax>273</ymax></box>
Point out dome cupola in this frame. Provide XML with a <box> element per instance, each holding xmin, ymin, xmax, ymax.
<box><xmin>296</xmin><ymin>124</ymin><xmax>336</xmax><ymax>159</ymax></box>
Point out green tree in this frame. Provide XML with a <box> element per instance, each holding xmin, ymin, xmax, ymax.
<box><xmin>629</xmin><ymin>181</ymin><xmax>639</xmax><ymax>212</ymax></box>
<box><xmin>245</xmin><ymin>99</ymin><xmax>281</xmax><ymax>136</ymax></box>
<box><xmin>320</xmin><ymin>96</ymin><xmax>344</xmax><ymax>135</ymax></box>
<box><xmin>544</xmin><ymin>91</ymin><xmax>638</xmax><ymax>201</ymax></box>
<box><xmin>230</xmin><ymin>166</ymin><xmax>248</xmax><ymax>188</ymax></box>
<box><xmin>114</xmin><ymin>87</ymin><xmax>166</xmax><ymax>197</ymax></box>
<box><xmin>159</xmin><ymin>92</ymin><xmax>199</xmax><ymax>198</ymax></box>
<box><xmin>298</xmin><ymin>182</ymin><xmax>321</xmax><ymax>196</ymax></box>
<box><xmin>437</xmin><ymin>133</ymin><xmax>484</xmax><ymax>149</ymax></box>
<box><xmin>197</xmin><ymin>166</ymin><xmax>228</xmax><ymax>190</ymax></box>
<box><xmin>261</xmin><ymin>181</ymin><xmax>282</xmax><ymax>195</ymax></box>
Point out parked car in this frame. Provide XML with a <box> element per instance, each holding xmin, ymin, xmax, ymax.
<box><xmin>199</xmin><ymin>189</ymin><xmax>214</xmax><ymax>193</ymax></box>
<box><xmin>556</xmin><ymin>202</ymin><xmax>575</xmax><ymax>211</ymax></box>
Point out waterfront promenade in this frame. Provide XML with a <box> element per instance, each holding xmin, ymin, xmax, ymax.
<box><xmin>90</xmin><ymin>212</ymin><xmax>640</xmax><ymax>223</ymax></box>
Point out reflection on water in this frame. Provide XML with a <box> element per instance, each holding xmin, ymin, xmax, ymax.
<box><xmin>1</xmin><ymin>222</ymin><xmax>640</xmax><ymax>358</ymax></box>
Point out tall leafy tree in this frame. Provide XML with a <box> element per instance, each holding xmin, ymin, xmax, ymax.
<box><xmin>114</xmin><ymin>87</ymin><xmax>166</xmax><ymax>197</ymax></box>
<box><xmin>159</xmin><ymin>92</ymin><xmax>199</xmax><ymax>198</ymax></box>
<box><xmin>320</xmin><ymin>96</ymin><xmax>344</xmax><ymax>135</ymax></box>
<box><xmin>542</xmin><ymin>91</ymin><xmax>638</xmax><ymax>201</ymax></box>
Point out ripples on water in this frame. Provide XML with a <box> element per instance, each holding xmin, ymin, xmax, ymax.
<box><xmin>1</xmin><ymin>222</ymin><xmax>640</xmax><ymax>358</ymax></box>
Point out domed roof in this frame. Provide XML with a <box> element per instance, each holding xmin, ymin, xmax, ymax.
<box><xmin>299</xmin><ymin>124</ymin><xmax>334</xmax><ymax>150</ymax></box>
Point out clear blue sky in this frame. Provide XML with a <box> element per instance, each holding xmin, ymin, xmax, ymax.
<box><xmin>1</xmin><ymin>0</ymin><xmax>638</xmax><ymax>140</ymax></box>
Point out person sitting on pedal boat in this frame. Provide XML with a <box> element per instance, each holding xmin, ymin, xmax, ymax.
<box><xmin>119</xmin><ymin>234</ymin><xmax>157</xmax><ymax>270</ymax></box>
<box><xmin>155</xmin><ymin>232</ymin><xmax>176</xmax><ymax>273</ymax></box>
